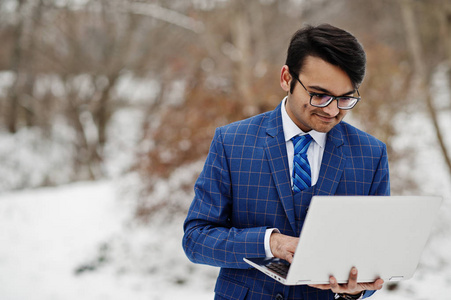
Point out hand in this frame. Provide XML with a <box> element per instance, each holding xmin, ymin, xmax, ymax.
<box><xmin>309</xmin><ymin>267</ymin><xmax>384</xmax><ymax>295</ymax></box>
<box><xmin>269</xmin><ymin>232</ymin><xmax>299</xmax><ymax>263</ymax></box>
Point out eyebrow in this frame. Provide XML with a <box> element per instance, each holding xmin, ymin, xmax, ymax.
<box><xmin>308</xmin><ymin>85</ymin><xmax>356</xmax><ymax>97</ymax></box>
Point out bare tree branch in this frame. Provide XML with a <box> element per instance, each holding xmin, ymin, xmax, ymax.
<box><xmin>127</xmin><ymin>2</ymin><xmax>205</xmax><ymax>33</ymax></box>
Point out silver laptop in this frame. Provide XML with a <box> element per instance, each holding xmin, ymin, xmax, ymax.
<box><xmin>244</xmin><ymin>195</ymin><xmax>442</xmax><ymax>285</ymax></box>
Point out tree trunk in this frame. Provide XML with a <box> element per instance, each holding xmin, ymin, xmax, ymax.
<box><xmin>6</xmin><ymin>0</ymin><xmax>26</xmax><ymax>133</ymax></box>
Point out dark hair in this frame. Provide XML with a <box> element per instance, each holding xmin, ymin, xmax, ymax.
<box><xmin>285</xmin><ymin>24</ymin><xmax>366</xmax><ymax>93</ymax></box>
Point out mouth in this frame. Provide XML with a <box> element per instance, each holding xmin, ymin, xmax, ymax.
<box><xmin>315</xmin><ymin>114</ymin><xmax>336</xmax><ymax>122</ymax></box>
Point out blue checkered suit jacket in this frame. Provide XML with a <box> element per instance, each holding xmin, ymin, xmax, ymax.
<box><xmin>183</xmin><ymin>102</ymin><xmax>390</xmax><ymax>300</ymax></box>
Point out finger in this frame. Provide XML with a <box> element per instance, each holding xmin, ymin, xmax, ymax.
<box><xmin>376</xmin><ymin>279</ymin><xmax>385</xmax><ymax>289</ymax></box>
<box><xmin>329</xmin><ymin>276</ymin><xmax>341</xmax><ymax>293</ymax></box>
<box><xmin>308</xmin><ymin>284</ymin><xmax>331</xmax><ymax>290</ymax></box>
<box><xmin>359</xmin><ymin>278</ymin><xmax>384</xmax><ymax>291</ymax></box>
<box><xmin>347</xmin><ymin>267</ymin><xmax>358</xmax><ymax>291</ymax></box>
<box><xmin>361</xmin><ymin>279</ymin><xmax>384</xmax><ymax>290</ymax></box>
<box><xmin>285</xmin><ymin>252</ymin><xmax>294</xmax><ymax>264</ymax></box>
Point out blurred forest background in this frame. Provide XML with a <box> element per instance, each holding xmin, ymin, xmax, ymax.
<box><xmin>1</xmin><ymin>0</ymin><xmax>450</xmax><ymax>210</ymax></box>
<box><xmin>1</xmin><ymin>0</ymin><xmax>451</xmax><ymax>298</ymax></box>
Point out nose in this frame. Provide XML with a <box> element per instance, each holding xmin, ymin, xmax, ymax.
<box><xmin>321</xmin><ymin>99</ymin><xmax>340</xmax><ymax>116</ymax></box>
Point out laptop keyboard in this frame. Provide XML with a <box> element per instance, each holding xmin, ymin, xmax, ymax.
<box><xmin>266</xmin><ymin>261</ymin><xmax>290</xmax><ymax>278</ymax></box>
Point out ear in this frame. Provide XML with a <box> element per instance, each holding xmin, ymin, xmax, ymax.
<box><xmin>280</xmin><ymin>65</ymin><xmax>291</xmax><ymax>93</ymax></box>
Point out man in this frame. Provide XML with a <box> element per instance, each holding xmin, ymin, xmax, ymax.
<box><xmin>183</xmin><ymin>24</ymin><xmax>389</xmax><ymax>300</ymax></box>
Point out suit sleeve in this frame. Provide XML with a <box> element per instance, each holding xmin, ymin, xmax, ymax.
<box><xmin>182</xmin><ymin>128</ymin><xmax>267</xmax><ymax>269</ymax></box>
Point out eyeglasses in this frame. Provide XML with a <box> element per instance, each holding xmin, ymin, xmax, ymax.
<box><xmin>291</xmin><ymin>72</ymin><xmax>361</xmax><ymax>110</ymax></box>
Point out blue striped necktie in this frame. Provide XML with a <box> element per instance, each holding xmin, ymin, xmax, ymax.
<box><xmin>291</xmin><ymin>134</ymin><xmax>313</xmax><ymax>194</ymax></box>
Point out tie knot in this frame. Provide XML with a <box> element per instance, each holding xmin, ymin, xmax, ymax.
<box><xmin>292</xmin><ymin>134</ymin><xmax>312</xmax><ymax>156</ymax></box>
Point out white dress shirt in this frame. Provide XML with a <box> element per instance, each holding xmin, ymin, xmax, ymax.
<box><xmin>264</xmin><ymin>97</ymin><xmax>327</xmax><ymax>257</ymax></box>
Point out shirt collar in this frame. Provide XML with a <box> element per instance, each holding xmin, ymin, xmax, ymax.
<box><xmin>281</xmin><ymin>96</ymin><xmax>327</xmax><ymax>148</ymax></box>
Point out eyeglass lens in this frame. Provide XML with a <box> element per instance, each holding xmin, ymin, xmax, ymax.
<box><xmin>310</xmin><ymin>94</ymin><xmax>359</xmax><ymax>109</ymax></box>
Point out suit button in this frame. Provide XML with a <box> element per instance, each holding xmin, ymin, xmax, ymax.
<box><xmin>275</xmin><ymin>293</ymin><xmax>284</xmax><ymax>300</ymax></box>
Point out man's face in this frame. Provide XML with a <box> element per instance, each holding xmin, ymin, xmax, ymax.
<box><xmin>280</xmin><ymin>56</ymin><xmax>355</xmax><ymax>133</ymax></box>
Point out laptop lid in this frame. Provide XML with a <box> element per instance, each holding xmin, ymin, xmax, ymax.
<box><xmin>245</xmin><ymin>195</ymin><xmax>442</xmax><ymax>286</ymax></box>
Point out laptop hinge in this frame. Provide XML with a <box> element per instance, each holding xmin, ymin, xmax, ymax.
<box><xmin>389</xmin><ymin>276</ymin><xmax>404</xmax><ymax>281</ymax></box>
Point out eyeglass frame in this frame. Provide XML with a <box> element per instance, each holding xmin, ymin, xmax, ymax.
<box><xmin>290</xmin><ymin>71</ymin><xmax>361</xmax><ymax>110</ymax></box>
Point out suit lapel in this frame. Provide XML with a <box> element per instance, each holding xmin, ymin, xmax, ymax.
<box><xmin>315</xmin><ymin>125</ymin><xmax>346</xmax><ymax>195</ymax></box>
<box><xmin>265</xmin><ymin>104</ymin><xmax>297</xmax><ymax>234</ymax></box>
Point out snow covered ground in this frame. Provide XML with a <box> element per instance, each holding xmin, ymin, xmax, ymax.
<box><xmin>0</xmin><ymin>180</ymin><xmax>217</xmax><ymax>300</ymax></box>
